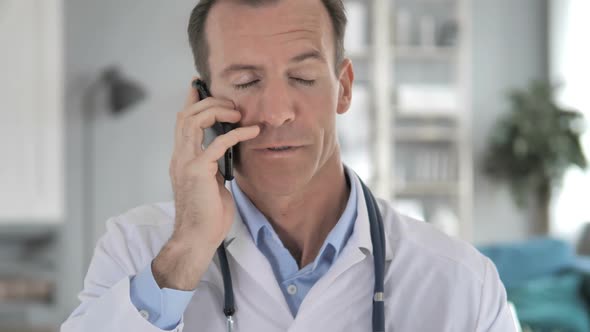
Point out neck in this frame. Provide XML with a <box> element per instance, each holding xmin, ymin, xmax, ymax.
<box><xmin>237</xmin><ymin>153</ymin><xmax>350</xmax><ymax>268</ymax></box>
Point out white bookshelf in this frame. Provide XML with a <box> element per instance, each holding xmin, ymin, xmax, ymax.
<box><xmin>340</xmin><ymin>0</ymin><xmax>473</xmax><ymax>240</ymax></box>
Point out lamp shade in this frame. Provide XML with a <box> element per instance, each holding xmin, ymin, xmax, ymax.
<box><xmin>102</xmin><ymin>67</ymin><xmax>146</xmax><ymax>113</ymax></box>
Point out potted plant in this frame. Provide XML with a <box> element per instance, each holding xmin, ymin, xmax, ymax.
<box><xmin>483</xmin><ymin>80</ymin><xmax>587</xmax><ymax>234</ymax></box>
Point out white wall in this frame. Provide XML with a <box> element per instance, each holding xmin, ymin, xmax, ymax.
<box><xmin>64</xmin><ymin>0</ymin><xmax>198</xmax><ymax>251</ymax></box>
<box><xmin>470</xmin><ymin>0</ymin><xmax>549</xmax><ymax>244</ymax></box>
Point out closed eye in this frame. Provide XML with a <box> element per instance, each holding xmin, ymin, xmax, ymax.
<box><xmin>235</xmin><ymin>79</ymin><xmax>260</xmax><ymax>90</ymax></box>
<box><xmin>235</xmin><ymin>78</ymin><xmax>315</xmax><ymax>90</ymax></box>
<box><xmin>292</xmin><ymin>78</ymin><xmax>315</xmax><ymax>86</ymax></box>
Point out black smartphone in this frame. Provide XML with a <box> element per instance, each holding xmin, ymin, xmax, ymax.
<box><xmin>192</xmin><ymin>79</ymin><xmax>236</xmax><ymax>181</ymax></box>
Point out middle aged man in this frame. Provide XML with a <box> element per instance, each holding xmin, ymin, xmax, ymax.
<box><xmin>61</xmin><ymin>0</ymin><xmax>517</xmax><ymax>331</ymax></box>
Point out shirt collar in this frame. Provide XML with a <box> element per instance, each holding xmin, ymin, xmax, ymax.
<box><xmin>230</xmin><ymin>165</ymin><xmax>358</xmax><ymax>265</ymax></box>
<box><xmin>230</xmin><ymin>179</ymin><xmax>276</xmax><ymax>246</ymax></box>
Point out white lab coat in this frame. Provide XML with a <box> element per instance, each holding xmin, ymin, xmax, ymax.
<box><xmin>61</xmin><ymin>174</ymin><xmax>517</xmax><ymax>332</ymax></box>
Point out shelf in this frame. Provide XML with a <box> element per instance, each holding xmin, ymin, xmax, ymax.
<box><xmin>394</xmin><ymin>0</ymin><xmax>459</xmax><ymax>3</ymax></box>
<box><xmin>0</xmin><ymin>224</ymin><xmax>58</xmax><ymax>242</ymax></box>
<box><xmin>395</xmin><ymin>110</ymin><xmax>460</xmax><ymax>121</ymax></box>
<box><xmin>348</xmin><ymin>46</ymin><xmax>458</xmax><ymax>61</ymax></box>
<box><xmin>0</xmin><ymin>301</ymin><xmax>52</xmax><ymax>313</ymax></box>
<box><xmin>394</xmin><ymin>126</ymin><xmax>458</xmax><ymax>142</ymax></box>
<box><xmin>0</xmin><ymin>300</ymin><xmax>54</xmax><ymax>323</ymax></box>
<box><xmin>0</xmin><ymin>300</ymin><xmax>55</xmax><ymax>331</ymax></box>
<box><xmin>0</xmin><ymin>261</ymin><xmax>56</xmax><ymax>281</ymax></box>
<box><xmin>393</xmin><ymin>46</ymin><xmax>457</xmax><ymax>60</ymax></box>
<box><xmin>395</xmin><ymin>181</ymin><xmax>459</xmax><ymax>196</ymax></box>
<box><xmin>0</xmin><ymin>328</ymin><xmax>55</xmax><ymax>332</ymax></box>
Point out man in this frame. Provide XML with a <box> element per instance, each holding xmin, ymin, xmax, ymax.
<box><xmin>61</xmin><ymin>0</ymin><xmax>517</xmax><ymax>331</ymax></box>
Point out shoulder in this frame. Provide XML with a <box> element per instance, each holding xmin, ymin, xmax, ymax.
<box><xmin>99</xmin><ymin>201</ymin><xmax>176</xmax><ymax>259</ymax></box>
<box><xmin>377</xmin><ymin>198</ymin><xmax>489</xmax><ymax>283</ymax></box>
<box><xmin>109</xmin><ymin>201</ymin><xmax>176</xmax><ymax>227</ymax></box>
<box><xmin>80</xmin><ymin>201</ymin><xmax>177</xmax><ymax>281</ymax></box>
<box><xmin>111</xmin><ymin>201</ymin><xmax>175</xmax><ymax>227</ymax></box>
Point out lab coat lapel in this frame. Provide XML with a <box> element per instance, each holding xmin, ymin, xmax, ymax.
<box><xmin>298</xmin><ymin>173</ymin><xmax>394</xmax><ymax>316</ymax></box>
<box><xmin>351</xmin><ymin>172</ymin><xmax>394</xmax><ymax>261</ymax></box>
<box><xmin>298</xmin><ymin>224</ymin><xmax>368</xmax><ymax>318</ymax></box>
<box><xmin>223</xmin><ymin>197</ymin><xmax>293</xmax><ymax>317</ymax></box>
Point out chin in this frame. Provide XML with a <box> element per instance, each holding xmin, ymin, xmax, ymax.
<box><xmin>235</xmin><ymin>157</ymin><xmax>318</xmax><ymax>196</ymax></box>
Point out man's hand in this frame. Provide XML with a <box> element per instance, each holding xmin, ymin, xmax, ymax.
<box><xmin>152</xmin><ymin>79</ymin><xmax>260</xmax><ymax>291</ymax></box>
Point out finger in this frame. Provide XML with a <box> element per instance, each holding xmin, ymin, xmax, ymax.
<box><xmin>202</xmin><ymin>126</ymin><xmax>260</xmax><ymax>163</ymax></box>
<box><xmin>183</xmin><ymin>97</ymin><xmax>235</xmax><ymax>119</ymax></box>
<box><xmin>176</xmin><ymin>78</ymin><xmax>202</xmax><ymax>146</ymax></box>
<box><xmin>175</xmin><ymin>98</ymin><xmax>236</xmax><ymax>150</ymax></box>
<box><xmin>175</xmin><ymin>80</ymin><xmax>200</xmax><ymax>149</ymax></box>
<box><xmin>182</xmin><ymin>108</ymin><xmax>241</xmax><ymax>137</ymax></box>
<box><xmin>183</xmin><ymin>79</ymin><xmax>235</xmax><ymax>111</ymax></box>
<box><xmin>180</xmin><ymin>109</ymin><xmax>242</xmax><ymax>157</ymax></box>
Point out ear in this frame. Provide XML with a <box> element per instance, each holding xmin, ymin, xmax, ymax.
<box><xmin>336</xmin><ymin>58</ymin><xmax>354</xmax><ymax>115</ymax></box>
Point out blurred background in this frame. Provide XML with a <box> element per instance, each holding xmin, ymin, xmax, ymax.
<box><xmin>0</xmin><ymin>0</ymin><xmax>588</xmax><ymax>331</ymax></box>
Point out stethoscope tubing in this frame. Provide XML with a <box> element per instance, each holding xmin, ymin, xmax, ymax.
<box><xmin>217</xmin><ymin>176</ymin><xmax>386</xmax><ymax>332</ymax></box>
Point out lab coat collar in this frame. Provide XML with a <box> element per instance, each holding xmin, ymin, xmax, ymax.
<box><xmin>223</xmin><ymin>198</ymin><xmax>294</xmax><ymax>318</ymax></box>
<box><xmin>224</xmin><ymin>168</ymin><xmax>394</xmax><ymax>266</ymax></box>
<box><xmin>349</xmin><ymin>170</ymin><xmax>395</xmax><ymax>262</ymax></box>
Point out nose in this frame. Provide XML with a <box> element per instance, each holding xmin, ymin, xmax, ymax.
<box><xmin>255</xmin><ymin>80</ymin><xmax>296</xmax><ymax>128</ymax></box>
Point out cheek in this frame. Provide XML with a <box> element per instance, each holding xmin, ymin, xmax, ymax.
<box><xmin>231</xmin><ymin>95</ymin><xmax>258</xmax><ymax>125</ymax></box>
<box><xmin>313</xmin><ymin>84</ymin><xmax>339</xmax><ymax>128</ymax></box>
<box><xmin>301</xmin><ymin>95</ymin><xmax>339</xmax><ymax>159</ymax></box>
<box><xmin>292</xmin><ymin>82</ymin><xmax>339</xmax><ymax>139</ymax></box>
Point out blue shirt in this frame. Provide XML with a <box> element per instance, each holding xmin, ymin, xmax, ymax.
<box><xmin>129</xmin><ymin>168</ymin><xmax>358</xmax><ymax>329</ymax></box>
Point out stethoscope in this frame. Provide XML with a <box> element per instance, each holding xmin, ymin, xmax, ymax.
<box><xmin>217</xmin><ymin>177</ymin><xmax>386</xmax><ymax>332</ymax></box>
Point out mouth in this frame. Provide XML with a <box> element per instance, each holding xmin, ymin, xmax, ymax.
<box><xmin>253</xmin><ymin>145</ymin><xmax>303</xmax><ymax>157</ymax></box>
<box><xmin>266</xmin><ymin>146</ymin><xmax>296</xmax><ymax>151</ymax></box>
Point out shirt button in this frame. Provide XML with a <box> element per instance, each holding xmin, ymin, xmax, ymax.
<box><xmin>287</xmin><ymin>284</ymin><xmax>298</xmax><ymax>295</ymax></box>
<box><xmin>139</xmin><ymin>309</ymin><xmax>150</xmax><ymax>320</ymax></box>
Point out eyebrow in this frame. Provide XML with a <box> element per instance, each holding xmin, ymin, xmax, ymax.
<box><xmin>220</xmin><ymin>50</ymin><xmax>325</xmax><ymax>78</ymax></box>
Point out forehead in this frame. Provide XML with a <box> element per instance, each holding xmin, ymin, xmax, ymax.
<box><xmin>206</xmin><ymin>0</ymin><xmax>335</xmax><ymax>72</ymax></box>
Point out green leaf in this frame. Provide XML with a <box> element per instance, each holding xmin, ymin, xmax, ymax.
<box><xmin>482</xmin><ymin>80</ymin><xmax>588</xmax><ymax>209</ymax></box>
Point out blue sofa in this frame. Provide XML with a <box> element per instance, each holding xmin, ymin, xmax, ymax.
<box><xmin>479</xmin><ymin>237</ymin><xmax>590</xmax><ymax>332</ymax></box>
